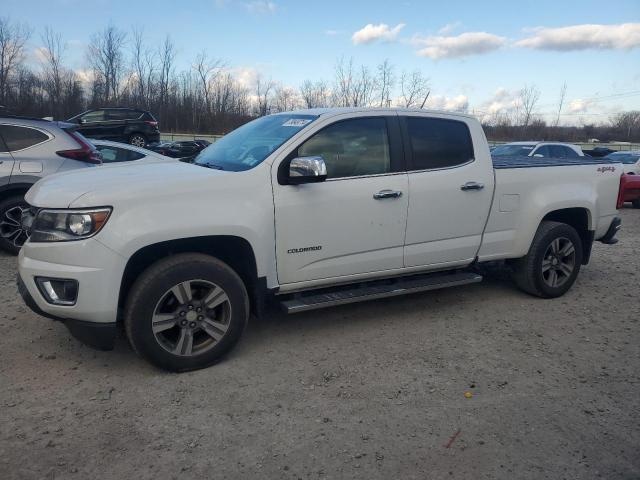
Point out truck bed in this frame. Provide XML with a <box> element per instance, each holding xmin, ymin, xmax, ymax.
<box><xmin>492</xmin><ymin>155</ymin><xmax>618</xmax><ymax>169</ymax></box>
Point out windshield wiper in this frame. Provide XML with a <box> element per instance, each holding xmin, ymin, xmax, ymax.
<box><xmin>199</xmin><ymin>163</ymin><xmax>224</xmax><ymax>170</ymax></box>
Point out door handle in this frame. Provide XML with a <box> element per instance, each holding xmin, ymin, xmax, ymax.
<box><xmin>373</xmin><ymin>189</ymin><xmax>403</xmax><ymax>200</ymax></box>
<box><xmin>460</xmin><ymin>182</ymin><xmax>484</xmax><ymax>191</ymax></box>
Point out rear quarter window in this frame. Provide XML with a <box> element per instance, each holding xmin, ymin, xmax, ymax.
<box><xmin>0</xmin><ymin>125</ymin><xmax>50</xmax><ymax>152</ymax></box>
<box><xmin>405</xmin><ymin>117</ymin><xmax>474</xmax><ymax>170</ymax></box>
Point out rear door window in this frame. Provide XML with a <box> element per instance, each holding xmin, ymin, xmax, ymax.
<box><xmin>533</xmin><ymin>145</ymin><xmax>551</xmax><ymax>157</ymax></box>
<box><xmin>0</xmin><ymin>125</ymin><xmax>49</xmax><ymax>151</ymax></box>
<box><xmin>405</xmin><ymin>117</ymin><xmax>474</xmax><ymax>170</ymax></box>
<box><xmin>81</xmin><ymin>110</ymin><xmax>106</xmax><ymax>123</ymax></box>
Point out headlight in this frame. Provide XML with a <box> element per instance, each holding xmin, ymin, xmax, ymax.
<box><xmin>30</xmin><ymin>208</ymin><xmax>112</xmax><ymax>242</ymax></box>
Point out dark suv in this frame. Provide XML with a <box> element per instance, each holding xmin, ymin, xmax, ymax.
<box><xmin>67</xmin><ymin>108</ymin><xmax>160</xmax><ymax>147</ymax></box>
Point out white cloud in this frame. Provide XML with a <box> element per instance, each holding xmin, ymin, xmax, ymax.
<box><xmin>352</xmin><ymin>23</ymin><xmax>405</xmax><ymax>45</ymax></box>
<box><xmin>424</xmin><ymin>94</ymin><xmax>469</xmax><ymax>112</ymax></box>
<box><xmin>438</xmin><ymin>22</ymin><xmax>462</xmax><ymax>35</ymax></box>
<box><xmin>244</xmin><ymin>1</ymin><xmax>276</xmax><ymax>14</ymax></box>
<box><xmin>516</xmin><ymin>23</ymin><xmax>640</xmax><ymax>51</ymax></box>
<box><xmin>228</xmin><ymin>66</ymin><xmax>261</xmax><ymax>88</ymax></box>
<box><xmin>413</xmin><ymin>32</ymin><xmax>506</xmax><ymax>59</ymax></box>
<box><xmin>567</xmin><ymin>98</ymin><xmax>595</xmax><ymax>113</ymax></box>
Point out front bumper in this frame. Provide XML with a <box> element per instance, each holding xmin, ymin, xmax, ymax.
<box><xmin>18</xmin><ymin>274</ymin><xmax>116</xmax><ymax>350</ymax></box>
<box><xmin>17</xmin><ymin>237</ymin><xmax>126</xmax><ymax>350</ymax></box>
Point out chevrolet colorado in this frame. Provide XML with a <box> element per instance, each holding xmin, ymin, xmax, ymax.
<box><xmin>17</xmin><ymin>108</ymin><xmax>623</xmax><ymax>371</ymax></box>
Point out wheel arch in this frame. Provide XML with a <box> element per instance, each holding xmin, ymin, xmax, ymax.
<box><xmin>541</xmin><ymin>207</ymin><xmax>593</xmax><ymax>264</ymax></box>
<box><xmin>0</xmin><ymin>183</ymin><xmax>34</xmax><ymax>202</ymax></box>
<box><xmin>118</xmin><ymin>235</ymin><xmax>262</xmax><ymax>319</ymax></box>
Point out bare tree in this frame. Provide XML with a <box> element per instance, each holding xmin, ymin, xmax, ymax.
<box><xmin>39</xmin><ymin>27</ymin><xmax>67</xmax><ymax>118</ymax></box>
<box><xmin>193</xmin><ymin>51</ymin><xmax>224</xmax><ymax>115</ymax></box>
<box><xmin>157</xmin><ymin>35</ymin><xmax>176</xmax><ymax>121</ymax></box>
<box><xmin>0</xmin><ymin>17</ymin><xmax>31</xmax><ymax>105</ymax></box>
<box><xmin>255</xmin><ymin>74</ymin><xmax>274</xmax><ymax>116</ymax></box>
<box><xmin>299</xmin><ymin>80</ymin><xmax>330</xmax><ymax>108</ymax></box>
<box><xmin>130</xmin><ymin>28</ymin><xmax>158</xmax><ymax>107</ymax></box>
<box><xmin>87</xmin><ymin>25</ymin><xmax>127</xmax><ymax>103</ymax></box>
<box><xmin>273</xmin><ymin>84</ymin><xmax>299</xmax><ymax>112</ymax></box>
<box><xmin>611</xmin><ymin>110</ymin><xmax>640</xmax><ymax>140</ymax></box>
<box><xmin>376</xmin><ymin>59</ymin><xmax>394</xmax><ymax>107</ymax></box>
<box><xmin>554</xmin><ymin>82</ymin><xmax>567</xmax><ymax>128</ymax></box>
<box><xmin>399</xmin><ymin>70</ymin><xmax>430</xmax><ymax>108</ymax></box>
<box><xmin>519</xmin><ymin>84</ymin><xmax>541</xmax><ymax>128</ymax></box>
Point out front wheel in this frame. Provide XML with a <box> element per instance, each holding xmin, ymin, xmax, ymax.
<box><xmin>511</xmin><ymin>221</ymin><xmax>583</xmax><ymax>298</ymax></box>
<box><xmin>0</xmin><ymin>195</ymin><xmax>30</xmax><ymax>255</ymax></box>
<box><xmin>124</xmin><ymin>253</ymin><xmax>249</xmax><ymax>372</ymax></box>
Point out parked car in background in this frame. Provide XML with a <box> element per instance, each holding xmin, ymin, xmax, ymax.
<box><xmin>17</xmin><ymin>108</ymin><xmax>622</xmax><ymax>371</ymax></box>
<box><xmin>0</xmin><ymin>115</ymin><xmax>102</xmax><ymax>254</ymax></box>
<box><xmin>619</xmin><ymin>173</ymin><xmax>640</xmax><ymax>208</ymax></box>
<box><xmin>146</xmin><ymin>140</ymin><xmax>208</xmax><ymax>158</ymax></box>
<box><xmin>67</xmin><ymin>108</ymin><xmax>160</xmax><ymax>147</ymax></box>
<box><xmin>583</xmin><ymin>146</ymin><xmax>615</xmax><ymax>157</ymax></box>
<box><xmin>603</xmin><ymin>151</ymin><xmax>640</xmax><ymax>174</ymax></box>
<box><xmin>92</xmin><ymin>140</ymin><xmax>175</xmax><ymax>165</ymax></box>
<box><xmin>491</xmin><ymin>141</ymin><xmax>584</xmax><ymax>158</ymax></box>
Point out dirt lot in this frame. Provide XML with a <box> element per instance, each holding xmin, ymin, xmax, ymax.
<box><xmin>1</xmin><ymin>209</ymin><xmax>639</xmax><ymax>480</ymax></box>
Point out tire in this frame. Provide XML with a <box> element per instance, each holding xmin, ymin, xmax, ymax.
<box><xmin>124</xmin><ymin>253</ymin><xmax>249</xmax><ymax>372</ymax></box>
<box><xmin>632</xmin><ymin>199</ymin><xmax>640</xmax><ymax>209</ymax></box>
<box><xmin>0</xmin><ymin>195</ymin><xmax>30</xmax><ymax>255</ymax></box>
<box><xmin>128</xmin><ymin>133</ymin><xmax>147</xmax><ymax>148</ymax></box>
<box><xmin>511</xmin><ymin>221</ymin><xmax>583</xmax><ymax>298</ymax></box>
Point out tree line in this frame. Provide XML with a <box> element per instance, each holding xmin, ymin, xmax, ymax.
<box><xmin>0</xmin><ymin>17</ymin><xmax>638</xmax><ymax>142</ymax></box>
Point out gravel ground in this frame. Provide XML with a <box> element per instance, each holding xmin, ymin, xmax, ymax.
<box><xmin>1</xmin><ymin>209</ymin><xmax>639</xmax><ymax>480</ymax></box>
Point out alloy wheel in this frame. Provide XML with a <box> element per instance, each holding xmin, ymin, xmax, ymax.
<box><xmin>130</xmin><ymin>135</ymin><xmax>146</xmax><ymax>147</ymax></box>
<box><xmin>0</xmin><ymin>204</ymin><xmax>30</xmax><ymax>249</ymax></box>
<box><xmin>541</xmin><ymin>237</ymin><xmax>576</xmax><ymax>288</ymax></box>
<box><xmin>152</xmin><ymin>279</ymin><xmax>232</xmax><ymax>357</ymax></box>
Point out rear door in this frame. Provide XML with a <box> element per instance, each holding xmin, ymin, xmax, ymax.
<box><xmin>76</xmin><ymin>110</ymin><xmax>107</xmax><ymax>139</ymax></box>
<box><xmin>0</xmin><ymin>124</ymin><xmax>51</xmax><ymax>179</ymax></box>
<box><xmin>0</xmin><ymin>125</ymin><xmax>15</xmax><ymax>187</ymax></box>
<box><xmin>401</xmin><ymin>114</ymin><xmax>494</xmax><ymax>268</ymax></box>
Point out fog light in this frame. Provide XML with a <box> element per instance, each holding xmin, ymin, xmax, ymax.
<box><xmin>35</xmin><ymin>277</ymin><xmax>79</xmax><ymax>306</ymax></box>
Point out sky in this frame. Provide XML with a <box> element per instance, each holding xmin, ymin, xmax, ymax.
<box><xmin>3</xmin><ymin>0</ymin><xmax>640</xmax><ymax>124</ymax></box>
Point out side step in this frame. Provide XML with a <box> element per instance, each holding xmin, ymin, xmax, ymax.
<box><xmin>279</xmin><ymin>271</ymin><xmax>482</xmax><ymax>314</ymax></box>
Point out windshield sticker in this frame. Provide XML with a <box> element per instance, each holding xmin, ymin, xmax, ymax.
<box><xmin>282</xmin><ymin>119</ymin><xmax>312</xmax><ymax>127</ymax></box>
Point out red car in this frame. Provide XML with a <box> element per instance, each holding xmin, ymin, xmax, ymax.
<box><xmin>618</xmin><ymin>174</ymin><xmax>640</xmax><ymax>208</ymax></box>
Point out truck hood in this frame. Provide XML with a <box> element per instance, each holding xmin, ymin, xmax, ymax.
<box><xmin>26</xmin><ymin>161</ymin><xmax>228</xmax><ymax>208</ymax></box>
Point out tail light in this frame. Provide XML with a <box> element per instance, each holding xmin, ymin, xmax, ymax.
<box><xmin>616</xmin><ymin>174</ymin><xmax>625</xmax><ymax>209</ymax></box>
<box><xmin>145</xmin><ymin>121</ymin><xmax>159</xmax><ymax>127</ymax></box>
<box><xmin>57</xmin><ymin>130</ymin><xmax>102</xmax><ymax>164</ymax></box>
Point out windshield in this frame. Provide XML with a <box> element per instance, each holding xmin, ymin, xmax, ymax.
<box><xmin>605</xmin><ymin>153</ymin><xmax>640</xmax><ymax>164</ymax></box>
<box><xmin>491</xmin><ymin>144</ymin><xmax>536</xmax><ymax>156</ymax></box>
<box><xmin>194</xmin><ymin>114</ymin><xmax>318</xmax><ymax>171</ymax></box>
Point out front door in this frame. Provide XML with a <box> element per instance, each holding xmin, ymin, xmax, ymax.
<box><xmin>401</xmin><ymin>114</ymin><xmax>494</xmax><ymax>268</ymax></box>
<box><xmin>0</xmin><ymin>126</ymin><xmax>15</xmax><ymax>187</ymax></box>
<box><xmin>273</xmin><ymin>115</ymin><xmax>408</xmax><ymax>286</ymax></box>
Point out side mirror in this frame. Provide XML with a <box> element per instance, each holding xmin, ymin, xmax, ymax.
<box><xmin>533</xmin><ymin>153</ymin><xmax>544</xmax><ymax>158</ymax></box>
<box><xmin>288</xmin><ymin>156</ymin><xmax>327</xmax><ymax>185</ymax></box>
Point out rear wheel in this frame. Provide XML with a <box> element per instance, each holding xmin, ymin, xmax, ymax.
<box><xmin>512</xmin><ymin>221</ymin><xmax>583</xmax><ymax>298</ymax></box>
<box><xmin>124</xmin><ymin>253</ymin><xmax>249</xmax><ymax>372</ymax></box>
<box><xmin>129</xmin><ymin>133</ymin><xmax>147</xmax><ymax>147</ymax></box>
<box><xmin>632</xmin><ymin>199</ymin><xmax>640</xmax><ymax>209</ymax></box>
<box><xmin>0</xmin><ymin>195</ymin><xmax>30</xmax><ymax>255</ymax></box>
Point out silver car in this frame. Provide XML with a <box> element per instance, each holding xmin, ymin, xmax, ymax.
<box><xmin>0</xmin><ymin>116</ymin><xmax>102</xmax><ymax>254</ymax></box>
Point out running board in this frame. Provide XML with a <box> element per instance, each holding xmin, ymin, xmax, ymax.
<box><xmin>279</xmin><ymin>271</ymin><xmax>483</xmax><ymax>314</ymax></box>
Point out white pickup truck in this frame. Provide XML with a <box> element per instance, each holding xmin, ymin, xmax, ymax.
<box><xmin>17</xmin><ymin>108</ymin><xmax>623</xmax><ymax>371</ymax></box>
